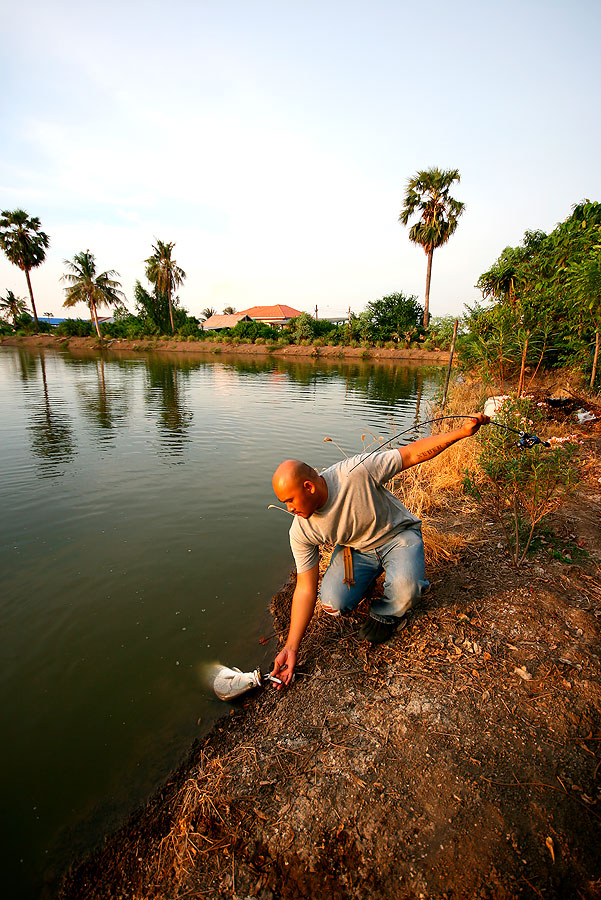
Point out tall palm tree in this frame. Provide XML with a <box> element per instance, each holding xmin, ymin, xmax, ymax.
<box><xmin>61</xmin><ymin>250</ymin><xmax>125</xmax><ymax>339</ymax></box>
<box><xmin>145</xmin><ymin>240</ymin><xmax>186</xmax><ymax>333</ymax></box>
<box><xmin>0</xmin><ymin>209</ymin><xmax>50</xmax><ymax>331</ymax></box>
<box><xmin>399</xmin><ymin>168</ymin><xmax>464</xmax><ymax>328</ymax></box>
<box><xmin>0</xmin><ymin>289</ymin><xmax>29</xmax><ymax>326</ymax></box>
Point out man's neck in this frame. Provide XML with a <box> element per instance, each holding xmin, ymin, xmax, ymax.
<box><xmin>316</xmin><ymin>475</ymin><xmax>329</xmax><ymax>510</ymax></box>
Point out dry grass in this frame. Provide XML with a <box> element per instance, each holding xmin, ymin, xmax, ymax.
<box><xmin>155</xmin><ymin>749</ymin><xmax>240</xmax><ymax>891</ymax></box>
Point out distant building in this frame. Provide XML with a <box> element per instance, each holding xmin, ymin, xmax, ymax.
<box><xmin>37</xmin><ymin>317</ymin><xmax>67</xmax><ymax>326</ymax></box>
<box><xmin>36</xmin><ymin>316</ymin><xmax>114</xmax><ymax>326</ymax></box>
<box><xmin>237</xmin><ymin>304</ymin><xmax>303</xmax><ymax>326</ymax></box>
<box><xmin>201</xmin><ymin>313</ymin><xmax>253</xmax><ymax>330</ymax></box>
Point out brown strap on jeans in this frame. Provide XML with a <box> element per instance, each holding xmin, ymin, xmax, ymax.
<box><xmin>343</xmin><ymin>546</ymin><xmax>355</xmax><ymax>586</ymax></box>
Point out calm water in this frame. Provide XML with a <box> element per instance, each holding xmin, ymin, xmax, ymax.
<box><xmin>0</xmin><ymin>345</ymin><xmax>442</xmax><ymax>898</ymax></box>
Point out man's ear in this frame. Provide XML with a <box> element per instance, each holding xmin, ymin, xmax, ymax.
<box><xmin>303</xmin><ymin>479</ymin><xmax>316</xmax><ymax>494</ymax></box>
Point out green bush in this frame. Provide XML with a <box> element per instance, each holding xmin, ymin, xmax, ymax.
<box><xmin>464</xmin><ymin>398</ymin><xmax>579</xmax><ymax>566</ymax></box>
<box><xmin>230</xmin><ymin>320</ymin><xmax>278</xmax><ymax>343</ymax></box>
<box><xmin>55</xmin><ymin>318</ymin><xmax>95</xmax><ymax>337</ymax></box>
<box><xmin>428</xmin><ymin>315</ymin><xmax>458</xmax><ymax>350</ymax></box>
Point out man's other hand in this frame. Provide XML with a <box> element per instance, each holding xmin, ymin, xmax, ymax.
<box><xmin>271</xmin><ymin>647</ymin><xmax>297</xmax><ymax>690</ymax></box>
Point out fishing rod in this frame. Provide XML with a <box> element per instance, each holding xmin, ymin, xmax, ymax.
<box><xmin>348</xmin><ymin>414</ymin><xmax>550</xmax><ymax>474</ymax></box>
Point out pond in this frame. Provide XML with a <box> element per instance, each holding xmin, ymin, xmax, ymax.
<box><xmin>0</xmin><ymin>345</ymin><xmax>442</xmax><ymax>898</ymax></box>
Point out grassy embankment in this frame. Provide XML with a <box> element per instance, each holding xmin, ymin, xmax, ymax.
<box><xmin>0</xmin><ymin>332</ymin><xmax>450</xmax><ymax>362</ymax></box>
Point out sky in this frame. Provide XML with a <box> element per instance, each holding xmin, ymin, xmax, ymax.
<box><xmin>1</xmin><ymin>0</ymin><xmax>600</xmax><ymax>322</ymax></box>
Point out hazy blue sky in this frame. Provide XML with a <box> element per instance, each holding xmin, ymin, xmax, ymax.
<box><xmin>1</xmin><ymin>0</ymin><xmax>600</xmax><ymax>321</ymax></box>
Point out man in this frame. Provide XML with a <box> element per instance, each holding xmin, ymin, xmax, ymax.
<box><xmin>270</xmin><ymin>413</ymin><xmax>489</xmax><ymax>687</ymax></box>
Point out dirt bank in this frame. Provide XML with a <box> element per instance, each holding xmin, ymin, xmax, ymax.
<box><xmin>0</xmin><ymin>334</ymin><xmax>450</xmax><ymax>363</ymax></box>
<box><xmin>59</xmin><ymin>418</ymin><xmax>601</xmax><ymax>900</ymax></box>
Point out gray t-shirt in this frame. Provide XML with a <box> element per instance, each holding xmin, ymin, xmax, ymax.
<box><xmin>289</xmin><ymin>450</ymin><xmax>420</xmax><ymax>573</ymax></box>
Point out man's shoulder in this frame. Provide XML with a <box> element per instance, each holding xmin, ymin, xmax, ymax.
<box><xmin>326</xmin><ymin>449</ymin><xmax>402</xmax><ymax>479</ymax></box>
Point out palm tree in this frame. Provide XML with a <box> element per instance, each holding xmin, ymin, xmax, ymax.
<box><xmin>61</xmin><ymin>250</ymin><xmax>125</xmax><ymax>339</ymax></box>
<box><xmin>0</xmin><ymin>289</ymin><xmax>29</xmax><ymax>326</ymax></box>
<box><xmin>145</xmin><ymin>240</ymin><xmax>186</xmax><ymax>333</ymax></box>
<box><xmin>223</xmin><ymin>306</ymin><xmax>237</xmax><ymax>315</ymax></box>
<box><xmin>201</xmin><ymin>307</ymin><xmax>217</xmax><ymax>320</ymax></box>
<box><xmin>399</xmin><ymin>168</ymin><xmax>464</xmax><ymax>328</ymax></box>
<box><xmin>0</xmin><ymin>209</ymin><xmax>50</xmax><ymax>331</ymax></box>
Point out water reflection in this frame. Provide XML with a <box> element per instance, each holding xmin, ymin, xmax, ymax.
<box><xmin>15</xmin><ymin>347</ymin><xmax>40</xmax><ymax>383</ymax></box>
<box><xmin>145</xmin><ymin>356</ymin><xmax>193</xmax><ymax>459</ymax></box>
<box><xmin>27</xmin><ymin>354</ymin><xmax>76</xmax><ymax>477</ymax></box>
<box><xmin>73</xmin><ymin>355</ymin><xmax>129</xmax><ymax>444</ymax></box>
<box><xmin>218</xmin><ymin>354</ymin><xmax>432</xmax><ymax>407</ymax></box>
<box><xmin>14</xmin><ymin>347</ymin><xmax>440</xmax><ymax>478</ymax></box>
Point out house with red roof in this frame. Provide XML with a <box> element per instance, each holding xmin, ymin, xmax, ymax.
<box><xmin>237</xmin><ymin>304</ymin><xmax>303</xmax><ymax>326</ymax></box>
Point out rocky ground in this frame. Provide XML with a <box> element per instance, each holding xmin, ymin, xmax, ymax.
<box><xmin>59</xmin><ymin>408</ymin><xmax>601</xmax><ymax>900</ymax></box>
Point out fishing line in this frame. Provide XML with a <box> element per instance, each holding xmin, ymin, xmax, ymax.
<box><xmin>348</xmin><ymin>414</ymin><xmax>551</xmax><ymax>474</ymax></box>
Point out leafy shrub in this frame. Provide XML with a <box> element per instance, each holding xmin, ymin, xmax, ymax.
<box><xmin>177</xmin><ymin>318</ymin><xmax>201</xmax><ymax>337</ymax></box>
<box><xmin>55</xmin><ymin>318</ymin><xmax>95</xmax><ymax>337</ymax></box>
<box><xmin>464</xmin><ymin>398</ymin><xmax>579</xmax><ymax>566</ymax></box>
<box><xmin>363</xmin><ymin>292</ymin><xmax>424</xmax><ymax>342</ymax></box>
<box><xmin>428</xmin><ymin>315</ymin><xmax>458</xmax><ymax>350</ymax></box>
<box><xmin>231</xmin><ymin>320</ymin><xmax>278</xmax><ymax>342</ymax></box>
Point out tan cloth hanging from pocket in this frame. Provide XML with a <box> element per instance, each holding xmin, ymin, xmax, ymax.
<box><xmin>342</xmin><ymin>546</ymin><xmax>355</xmax><ymax>586</ymax></box>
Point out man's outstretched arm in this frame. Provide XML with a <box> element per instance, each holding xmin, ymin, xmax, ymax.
<box><xmin>399</xmin><ymin>412</ymin><xmax>489</xmax><ymax>470</ymax></box>
<box><xmin>270</xmin><ymin>562</ymin><xmax>319</xmax><ymax>688</ymax></box>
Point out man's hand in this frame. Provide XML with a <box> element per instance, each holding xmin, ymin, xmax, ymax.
<box><xmin>271</xmin><ymin>647</ymin><xmax>297</xmax><ymax>690</ymax></box>
<box><xmin>462</xmin><ymin>412</ymin><xmax>490</xmax><ymax>436</ymax></box>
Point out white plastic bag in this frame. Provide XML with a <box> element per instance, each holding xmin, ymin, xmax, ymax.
<box><xmin>210</xmin><ymin>664</ymin><xmax>262</xmax><ymax>700</ymax></box>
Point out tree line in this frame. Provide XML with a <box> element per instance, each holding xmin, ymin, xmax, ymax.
<box><xmin>0</xmin><ymin>167</ymin><xmax>463</xmax><ymax>338</ymax></box>
<box><xmin>1</xmin><ymin>178</ymin><xmax>599</xmax><ymax>385</ymax></box>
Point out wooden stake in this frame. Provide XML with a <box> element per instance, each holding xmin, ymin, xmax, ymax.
<box><xmin>442</xmin><ymin>319</ymin><xmax>458</xmax><ymax>411</ymax></box>
<box><xmin>591</xmin><ymin>327</ymin><xmax>599</xmax><ymax>389</ymax></box>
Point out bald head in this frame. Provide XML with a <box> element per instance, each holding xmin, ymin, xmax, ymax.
<box><xmin>273</xmin><ymin>459</ymin><xmax>318</xmax><ymax>492</ymax></box>
<box><xmin>272</xmin><ymin>459</ymin><xmax>327</xmax><ymax>518</ymax></box>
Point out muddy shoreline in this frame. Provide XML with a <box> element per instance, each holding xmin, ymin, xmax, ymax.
<box><xmin>57</xmin><ymin>421</ymin><xmax>601</xmax><ymax>900</ymax></box>
<box><xmin>0</xmin><ymin>334</ymin><xmax>450</xmax><ymax>364</ymax></box>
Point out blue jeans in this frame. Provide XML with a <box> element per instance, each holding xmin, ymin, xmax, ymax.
<box><xmin>320</xmin><ymin>525</ymin><xmax>429</xmax><ymax>622</ymax></box>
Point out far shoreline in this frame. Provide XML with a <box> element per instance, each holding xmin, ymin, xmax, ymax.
<box><xmin>0</xmin><ymin>333</ymin><xmax>451</xmax><ymax>364</ymax></box>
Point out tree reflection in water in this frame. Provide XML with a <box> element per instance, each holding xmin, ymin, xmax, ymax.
<box><xmin>71</xmin><ymin>354</ymin><xmax>129</xmax><ymax>444</ymax></box>
<box><xmin>27</xmin><ymin>353</ymin><xmax>76</xmax><ymax>477</ymax></box>
<box><xmin>15</xmin><ymin>346</ymin><xmax>40</xmax><ymax>383</ymax></box>
<box><xmin>217</xmin><ymin>354</ymin><xmax>428</xmax><ymax>407</ymax></box>
<box><xmin>145</xmin><ymin>356</ymin><xmax>193</xmax><ymax>460</ymax></box>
